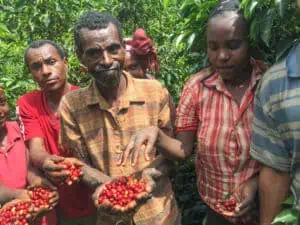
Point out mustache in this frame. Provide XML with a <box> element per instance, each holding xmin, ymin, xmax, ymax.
<box><xmin>94</xmin><ymin>65</ymin><xmax>119</xmax><ymax>73</ymax></box>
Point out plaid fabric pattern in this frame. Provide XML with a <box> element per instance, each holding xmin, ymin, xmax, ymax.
<box><xmin>175</xmin><ymin>60</ymin><xmax>267</xmax><ymax>221</ymax></box>
<box><xmin>59</xmin><ymin>72</ymin><xmax>180</xmax><ymax>225</ymax></box>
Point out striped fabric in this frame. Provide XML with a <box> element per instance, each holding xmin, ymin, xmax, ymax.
<box><xmin>59</xmin><ymin>71</ymin><xmax>180</xmax><ymax>225</ymax></box>
<box><xmin>250</xmin><ymin>43</ymin><xmax>300</xmax><ymax>206</ymax></box>
<box><xmin>176</xmin><ymin>60</ymin><xmax>267</xmax><ymax>221</ymax></box>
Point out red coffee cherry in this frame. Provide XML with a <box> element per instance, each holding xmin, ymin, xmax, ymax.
<box><xmin>98</xmin><ymin>176</ymin><xmax>147</xmax><ymax>212</ymax></box>
<box><xmin>0</xmin><ymin>201</ymin><xmax>31</xmax><ymax>225</ymax></box>
<box><xmin>56</xmin><ymin>161</ymin><xmax>83</xmax><ymax>185</ymax></box>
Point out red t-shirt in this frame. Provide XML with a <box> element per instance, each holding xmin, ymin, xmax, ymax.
<box><xmin>0</xmin><ymin>121</ymin><xmax>57</xmax><ymax>225</ymax></box>
<box><xmin>16</xmin><ymin>86</ymin><xmax>96</xmax><ymax>218</ymax></box>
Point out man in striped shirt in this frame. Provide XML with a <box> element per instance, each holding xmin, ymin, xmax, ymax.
<box><xmin>250</xmin><ymin>8</ymin><xmax>300</xmax><ymax>223</ymax></box>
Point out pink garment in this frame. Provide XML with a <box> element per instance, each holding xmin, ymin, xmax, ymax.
<box><xmin>0</xmin><ymin>121</ymin><xmax>57</xmax><ymax>225</ymax></box>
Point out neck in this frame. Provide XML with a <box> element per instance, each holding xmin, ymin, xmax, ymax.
<box><xmin>225</xmin><ymin>63</ymin><xmax>252</xmax><ymax>87</ymax></box>
<box><xmin>97</xmin><ymin>74</ymin><xmax>127</xmax><ymax>106</ymax></box>
<box><xmin>45</xmin><ymin>82</ymin><xmax>70</xmax><ymax>109</ymax></box>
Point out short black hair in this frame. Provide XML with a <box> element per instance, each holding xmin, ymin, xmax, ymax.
<box><xmin>208</xmin><ymin>0</ymin><xmax>249</xmax><ymax>36</ymax></box>
<box><xmin>74</xmin><ymin>11</ymin><xmax>123</xmax><ymax>58</ymax></box>
<box><xmin>24</xmin><ymin>40</ymin><xmax>66</xmax><ymax>67</ymax></box>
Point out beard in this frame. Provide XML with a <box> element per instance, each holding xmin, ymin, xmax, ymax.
<box><xmin>90</xmin><ymin>63</ymin><xmax>122</xmax><ymax>88</ymax></box>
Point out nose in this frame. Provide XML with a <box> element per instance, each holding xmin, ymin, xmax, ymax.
<box><xmin>101</xmin><ymin>51</ymin><xmax>113</xmax><ymax>69</ymax></box>
<box><xmin>218</xmin><ymin>49</ymin><xmax>230</xmax><ymax>61</ymax></box>
<box><xmin>41</xmin><ymin>64</ymin><xmax>51</xmax><ymax>76</ymax></box>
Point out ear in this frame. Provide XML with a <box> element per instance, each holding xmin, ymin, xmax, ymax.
<box><xmin>79</xmin><ymin>64</ymin><xmax>88</xmax><ymax>73</ymax></box>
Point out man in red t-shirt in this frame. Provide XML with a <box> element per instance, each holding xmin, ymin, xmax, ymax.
<box><xmin>16</xmin><ymin>40</ymin><xmax>96</xmax><ymax>225</ymax></box>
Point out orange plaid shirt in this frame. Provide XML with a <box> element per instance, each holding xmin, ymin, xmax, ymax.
<box><xmin>59</xmin><ymin>72</ymin><xmax>180</xmax><ymax>225</ymax></box>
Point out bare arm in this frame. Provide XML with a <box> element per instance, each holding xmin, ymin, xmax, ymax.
<box><xmin>27</xmin><ymin>137</ymin><xmax>50</xmax><ymax>168</ymax></box>
<box><xmin>259</xmin><ymin>166</ymin><xmax>291</xmax><ymax>225</ymax></box>
<box><xmin>157</xmin><ymin>129</ymin><xmax>196</xmax><ymax>161</ymax></box>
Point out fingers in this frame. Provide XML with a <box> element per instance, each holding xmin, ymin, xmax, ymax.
<box><xmin>119</xmin><ymin>136</ymin><xmax>135</xmax><ymax>166</ymax></box>
<box><xmin>144</xmin><ymin>138</ymin><xmax>156</xmax><ymax>161</ymax></box>
<box><xmin>131</xmin><ymin>140</ymin><xmax>145</xmax><ymax>166</ymax></box>
<box><xmin>65</xmin><ymin>158</ymin><xmax>85</xmax><ymax>167</ymax></box>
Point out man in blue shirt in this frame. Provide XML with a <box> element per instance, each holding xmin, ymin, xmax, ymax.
<box><xmin>250</xmin><ymin>2</ymin><xmax>300</xmax><ymax>224</ymax></box>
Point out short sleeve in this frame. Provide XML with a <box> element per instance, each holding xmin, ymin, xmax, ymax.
<box><xmin>59</xmin><ymin>96</ymin><xmax>90</xmax><ymax>163</ymax></box>
<box><xmin>175</xmin><ymin>80</ymin><xmax>199</xmax><ymax>132</ymax></box>
<box><xmin>16</xmin><ymin>96</ymin><xmax>44</xmax><ymax>141</ymax></box>
<box><xmin>250</xmin><ymin>84</ymin><xmax>291</xmax><ymax>172</ymax></box>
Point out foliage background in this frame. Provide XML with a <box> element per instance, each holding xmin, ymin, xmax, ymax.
<box><xmin>0</xmin><ymin>0</ymin><xmax>299</xmax><ymax>224</ymax></box>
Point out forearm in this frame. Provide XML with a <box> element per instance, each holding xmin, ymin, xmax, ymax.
<box><xmin>259</xmin><ymin>166</ymin><xmax>291</xmax><ymax>225</ymax></box>
<box><xmin>80</xmin><ymin>165</ymin><xmax>111</xmax><ymax>189</ymax></box>
<box><xmin>156</xmin><ymin>129</ymin><xmax>191</xmax><ymax>161</ymax></box>
<box><xmin>28</xmin><ymin>139</ymin><xmax>50</xmax><ymax>169</ymax></box>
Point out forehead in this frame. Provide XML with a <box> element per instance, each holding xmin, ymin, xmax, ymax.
<box><xmin>27</xmin><ymin>44</ymin><xmax>61</xmax><ymax>63</ymax></box>
<box><xmin>79</xmin><ymin>23</ymin><xmax>121</xmax><ymax>51</ymax></box>
<box><xmin>207</xmin><ymin>12</ymin><xmax>245</xmax><ymax>41</ymax></box>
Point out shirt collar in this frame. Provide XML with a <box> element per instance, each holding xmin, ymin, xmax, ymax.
<box><xmin>203</xmin><ymin>58</ymin><xmax>263</xmax><ymax>91</ymax></box>
<box><xmin>287</xmin><ymin>42</ymin><xmax>300</xmax><ymax>78</ymax></box>
<box><xmin>86</xmin><ymin>71</ymin><xmax>145</xmax><ymax>109</ymax></box>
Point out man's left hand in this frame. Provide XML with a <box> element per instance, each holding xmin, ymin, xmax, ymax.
<box><xmin>141</xmin><ymin>167</ymin><xmax>163</xmax><ymax>195</ymax></box>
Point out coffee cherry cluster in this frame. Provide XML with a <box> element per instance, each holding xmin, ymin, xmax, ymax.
<box><xmin>28</xmin><ymin>186</ymin><xmax>53</xmax><ymax>210</ymax></box>
<box><xmin>0</xmin><ymin>201</ymin><xmax>31</xmax><ymax>225</ymax></box>
<box><xmin>98</xmin><ymin>176</ymin><xmax>147</xmax><ymax>212</ymax></box>
<box><xmin>216</xmin><ymin>197</ymin><xmax>238</xmax><ymax>213</ymax></box>
<box><xmin>56</xmin><ymin>161</ymin><xmax>82</xmax><ymax>185</ymax></box>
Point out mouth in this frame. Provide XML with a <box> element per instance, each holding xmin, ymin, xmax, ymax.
<box><xmin>44</xmin><ymin>78</ymin><xmax>58</xmax><ymax>85</ymax></box>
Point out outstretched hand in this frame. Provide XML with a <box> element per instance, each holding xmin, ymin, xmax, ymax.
<box><xmin>117</xmin><ymin>126</ymin><xmax>159</xmax><ymax>166</ymax></box>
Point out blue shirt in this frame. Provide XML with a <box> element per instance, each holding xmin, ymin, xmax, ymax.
<box><xmin>250</xmin><ymin>43</ymin><xmax>300</xmax><ymax>205</ymax></box>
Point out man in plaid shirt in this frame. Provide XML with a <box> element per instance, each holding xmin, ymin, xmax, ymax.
<box><xmin>59</xmin><ymin>11</ymin><xmax>180</xmax><ymax>225</ymax></box>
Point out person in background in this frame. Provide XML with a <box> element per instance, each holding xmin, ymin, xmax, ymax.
<box><xmin>124</xmin><ymin>28</ymin><xmax>158</xmax><ymax>79</ymax></box>
<box><xmin>250</xmin><ymin>1</ymin><xmax>300</xmax><ymax>224</ymax></box>
<box><xmin>59</xmin><ymin>11</ymin><xmax>181</xmax><ymax>225</ymax></box>
<box><xmin>17</xmin><ymin>40</ymin><xmax>97</xmax><ymax>225</ymax></box>
<box><xmin>0</xmin><ymin>86</ymin><xmax>58</xmax><ymax>225</ymax></box>
<box><xmin>119</xmin><ymin>1</ymin><xmax>269</xmax><ymax>224</ymax></box>
<box><xmin>124</xmin><ymin>28</ymin><xmax>176</xmax><ymax>124</ymax></box>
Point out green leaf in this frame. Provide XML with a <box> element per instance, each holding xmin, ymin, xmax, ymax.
<box><xmin>283</xmin><ymin>195</ymin><xmax>295</xmax><ymax>205</ymax></box>
<box><xmin>175</xmin><ymin>33</ymin><xmax>185</xmax><ymax>48</ymax></box>
<box><xmin>187</xmin><ymin>33</ymin><xmax>196</xmax><ymax>49</ymax></box>
<box><xmin>272</xmin><ymin>209</ymin><xmax>297</xmax><ymax>224</ymax></box>
<box><xmin>259</xmin><ymin>9</ymin><xmax>275</xmax><ymax>48</ymax></box>
<box><xmin>275</xmin><ymin>0</ymin><xmax>288</xmax><ymax>18</ymax></box>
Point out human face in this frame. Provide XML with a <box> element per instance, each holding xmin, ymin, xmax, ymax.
<box><xmin>79</xmin><ymin>23</ymin><xmax>125</xmax><ymax>88</ymax></box>
<box><xmin>0</xmin><ymin>89</ymin><xmax>9</xmax><ymax>128</ymax></box>
<box><xmin>207</xmin><ymin>12</ymin><xmax>249</xmax><ymax>81</ymax></box>
<box><xmin>124</xmin><ymin>51</ymin><xmax>145</xmax><ymax>79</ymax></box>
<box><xmin>27</xmin><ymin>44</ymin><xmax>67</xmax><ymax>93</ymax></box>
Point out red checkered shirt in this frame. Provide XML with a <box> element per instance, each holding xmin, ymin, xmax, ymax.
<box><xmin>175</xmin><ymin>60</ymin><xmax>267</xmax><ymax>220</ymax></box>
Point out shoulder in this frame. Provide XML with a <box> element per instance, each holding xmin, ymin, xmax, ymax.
<box><xmin>5</xmin><ymin>121</ymin><xmax>22</xmax><ymax>135</ymax></box>
<box><xmin>258</xmin><ymin>60</ymin><xmax>287</xmax><ymax>95</ymax></box>
<box><xmin>17</xmin><ymin>90</ymin><xmax>42</xmax><ymax>113</ymax></box>
<box><xmin>61</xmin><ymin>86</ymin><xmax>90</xmax><ymax>110</ymax></box>
<box><xmin>183</xmin><ymin>66</ymin><xmax>215</xmax><ymax>91</ymax></box>
<box><xmin>17</xmin><ymin>90</ymin><xmax>42</xmax><ymax>105</ymax></box>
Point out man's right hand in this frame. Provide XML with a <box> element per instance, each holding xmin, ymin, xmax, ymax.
<box><xmin>42</xmin><ymin>155</ymin><xmax>69</xmax><ymax>184</ymax></box>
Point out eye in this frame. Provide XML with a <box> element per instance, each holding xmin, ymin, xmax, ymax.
<box><xmin>86</xmin><ymin>48</ymin><xmax>101</xmax><ymax>58</ymax></box>
<box><xmin>227</xmin><ymin>40</ymin><xmax>243</xmax><ymax>50</ymax></box>
<box><xmin>208</xmin><ymin>42</ymin><xmax>218</xmax><ymax>51</ymax></box>
<box><xmin>30</xmin><ymin>63</ymin><xmax>42</xmax><ymax>71</ymax></box>
<box><xmin>0</xmin><ymin>98</ymin><xmax>7</xmax><ymax>106</ymax></box>
<box><xmin>47</xmin><ymin>59</ymin><xmax>56</xmax><ymax>65</ymax></box>
<box><xmin>108</xmin><ymin>44</ymin><xmax>121</xmax><ymax>54</ymax></box>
